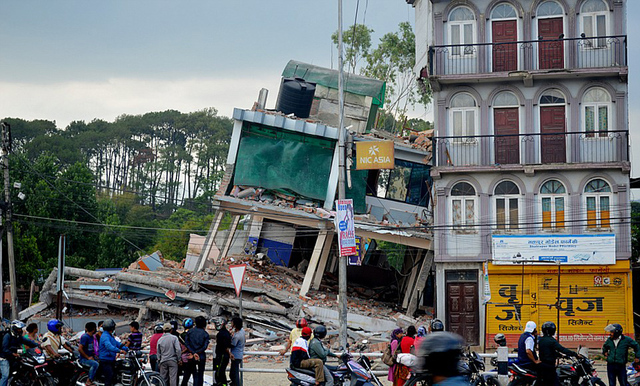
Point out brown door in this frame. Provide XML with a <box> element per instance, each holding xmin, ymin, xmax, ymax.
<box><xmin>538</xmin><ymin>17</ymin><xmax>564</xmax><ymax>69</ymax></box>
<box><xmin>492</xmin><ymin>20</ymin><xmax>518</xmax><ymax>72</ymax></box>
<box><xmin>447</xmin><ymin>282</ymin><xmax>479</xmax><ymax>345</ymax></box>
<box><xmin>494</xmin><ymin>108</ymin><xmax>519</xmax><ymax>164</ymax></box>
<box><xmin>540</xmin><ymin>106</ymin><xmax>566</xmax><ymax>163</ymax></box>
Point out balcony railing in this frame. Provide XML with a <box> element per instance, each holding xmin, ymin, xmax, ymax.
<box><xmin>428</xmin><ymin>35</ymin><xmax>627</xmax><ymax>76</ymax></box>
<box><xmin>433</xmin><ymin>130</ymin><xmax>628</xmax><ymax>168</ymax></box>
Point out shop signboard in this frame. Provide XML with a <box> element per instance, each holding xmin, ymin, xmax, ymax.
<box><xmin>492</xmin><ymin>234</ymin><xmax>615</xmax><ymax>265</ymax></box>
<box><xmin>336</xmin><ymin>199</ymin><xmax>357</xmax><ymax>256</ymax></box>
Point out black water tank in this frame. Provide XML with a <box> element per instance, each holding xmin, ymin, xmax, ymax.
<box><xmin>276</xmin><ymin>77</ymin><xmax>316</xmax><ymax>118</ymax></box>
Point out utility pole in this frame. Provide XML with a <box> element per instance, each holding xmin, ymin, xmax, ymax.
<box><xmin>337</xmin><ymin>0</ymin><xmax>348</xmax><ymax>350</ymax></box>
<box><xmin>0</xmin><ymin>122</ymin><xmax>18</xmax><ymax>320</ymax></box>
<box><xmin>56</xmin><ymin>235</ymin><xmax>66</xmax><ymax>321</ymax></box>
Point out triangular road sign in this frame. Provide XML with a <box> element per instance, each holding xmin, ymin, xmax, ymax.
<box><xmin>229</xmin><ymin>264</ymin><xmax>247</xmax><ymax>297</ymax></box>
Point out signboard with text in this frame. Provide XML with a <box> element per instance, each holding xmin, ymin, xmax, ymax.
<box><xmin>336</xmin><ymin>199</ymin><xmax>357</xmax><ymax>256</ymax></box>
<box><xmin>492</xmin><ymin>234</ymin><xmax>615</xmax><ymax>265</ymax></box>
<box><xmin>355</xmin><ymin>141</ymin><xmax>395</xmax><ymax>170</ymax></box>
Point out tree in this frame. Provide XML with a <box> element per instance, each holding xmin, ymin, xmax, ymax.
<box><xmin>331</xmin><ymin>24</ymin><xmax>374</xmax><ymax>74</ymax></box>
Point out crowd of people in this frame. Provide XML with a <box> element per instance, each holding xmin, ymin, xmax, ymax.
<box><xmin>0</xmin><ymin>315</ymin><xmax>246</xmax><ymax>386</ymax></box>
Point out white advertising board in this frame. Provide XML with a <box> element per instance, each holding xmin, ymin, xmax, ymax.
<box><xmin>492</xmin><ymin>234</ymin><xmax>615</xmax><ymax>265</ymax></box>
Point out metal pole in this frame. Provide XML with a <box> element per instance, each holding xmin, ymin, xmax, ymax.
<box><xmin>239</xmin><ymin>290</ymin><xmax>243</xmax><ymax>320</ymax></box>
<box><xmin>337</xmin><ymin>0</ymin><xmax>348</xmax><ymax>350</ymax></box>
<box><xmin>1</xmin><ymin>123</ymin><xmax>17</xmax><ymax>320</ymax></box>
<box><xmin>56</xmin><ymin>235</ymin><xmax>66</xmax><ymax>320</ymax></box>
<box><xmin>556</xmin><ymin>262</ymin><xmax>561</xmax><ymax>338</ymax></box>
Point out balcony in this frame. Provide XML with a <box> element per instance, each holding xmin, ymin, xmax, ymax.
<box><xmin>427</xmin><ymin>35</ymin><xmax>627</xmax><ymax>81</ymax></box>
<box><xmin>433</xmin><ymin>130</ymin><xmax>628</xmax><ymax>170</ymax></box>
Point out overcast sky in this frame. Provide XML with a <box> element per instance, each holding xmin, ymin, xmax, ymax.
<box><xmin>1</xmin><ymin>1</ymin><xmax>638</xmax><ymax>187</ymax></box>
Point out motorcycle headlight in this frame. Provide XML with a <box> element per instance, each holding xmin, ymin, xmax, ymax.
<box><xmin>36</xmin><ymin>355</ymin><xmax>45</xmax><ymax>364</ymax></box>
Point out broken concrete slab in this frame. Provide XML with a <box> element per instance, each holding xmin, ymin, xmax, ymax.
<box><xmin>115</xmin><ymin>272</ymin><xmax>191</xmax><ymax>293</ymax></box>
<box><xmin>304</xmin><ymin>306</ymin><xmax>398</xmax><ymax>333</ymax></box>
<box><xmin>18</xmin><ymin>302</ymin><xmax>48</xmax><ymax>320</ymax></box>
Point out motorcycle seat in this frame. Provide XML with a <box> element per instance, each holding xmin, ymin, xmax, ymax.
<box><xmin>291</xmin><ymin>367</ymin><xmax>316</xmax><ymax>377</ymax></box>
<box><xmin>325</xmin><ymin>364</ymin><xmax>339</xmax><ymax>371</ymax></box>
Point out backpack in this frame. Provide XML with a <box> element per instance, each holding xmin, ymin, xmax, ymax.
<box><xmin>382</xmin><ymin>342</ymin><xmax>399</xmax><ymax>366</ymax></box>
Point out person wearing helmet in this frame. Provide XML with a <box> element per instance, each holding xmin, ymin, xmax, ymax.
<box><xmin>493</xmin><ymin>333</ymin><xmax>507</xmax><ymax>347</ymax></box>
<box><xmin>280</xmin><ymin>318</ymin><xmax>314</xmax><ymax>355</ymax></box>
<box><xmin>126</xmin><ymin>321</ymin><xmax>143</xmax><ymax>351</ymax></box>
<box><xmin>538</xmin><ymin>321</ymin><xmax>580</xmax><ymax>386</ymax></box>
<box><xmin>517</xmin><ymin>321</ymin><xmax>540</xmax><ymax>370</ymax></box>
<box><xmin>416</xmin><ymin>331</ymin><xmax>467</xmax><ymax>385</ymax></box>
<box><xmin>185</xmin><ymin>316</ymin><xmax>210</xmax><ymax>386</ymax></box>
<box><xmin>0</xmin><ymin>320</ymin><xmax>38</xmax><ymax>386</ymax></box>
<box><xmin>290</xmin><ymin>326</ymin><xmax>324</xmax><ymax>386</ymax></box>
<box><xmin>99</xmin><ymin>319</ymin><xmax>129</xmax><ymax>386</ymax></box>
<box><xmin>42</xmin><ymin>319</ymin><xmax>73</xmax><ymax>359</ymax></box>
<box><xmin>149</xmin><ymin>324</ymin><xmax>164</xmax><ymax>372</ymax></box>
<box><xmin>430</xmin><ymin>319</ymin><xmax>444</xmax><ymax>333</ymax></box>
<box><xmin>603</xmin><ymin>323</ymin><xmax>640</xmax><ymax>386</ymax></box>
<box><xmin>78</xmin><ymin>322</ymin><xmax>100</xmax><ymax>386</ymax></box>
<box><xmin>180</xmin><ymin>318</ymin><xmax>196</xmax><ymax>386</ymax></box>
<box><xmin>212</xmin><ymin>317</ymin><xmax>231</xmax><ymax>386</ymax></box>
<box><xmin>309</xmin><ymin>325</ymin><xmax>337</xmax><ymax>386</ymax></box>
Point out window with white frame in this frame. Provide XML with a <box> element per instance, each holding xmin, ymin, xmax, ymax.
<box><xmin>491</xmin><ymin>3</ymin><xmax>517</xmax><ymax>20</ymax></box>
<box><xmin>449</xmin><ymin>6</ymin><xmax>476</xmax><ymax>56</ymax></box>
<box><xmin>495</xmin><ymin>180</ymin><xmax>520</xmax><ymax>230</ymax></box>
<box><xmin>581</xmin><ymin>0</ymin><xmax>608</xmax><ymax>48</ymax></box>
<box><xmin>451</xmin><ymin>182</ymin><xmax>476</xmax><ymax>230</ymax></box>
<box><xmin>537</xmin><ymin>1</ymin><xmax>563</xmax><ymax>17</ymax></box>
<box><xmin>582</xmin><ymin>87</ymin><xmax>610</xmax><ymax>137</ymax></box>
<box><xmin>450</xmin><ymin>93</ymin><xmax>478</xmax><ymax>141</ymax></box>
<box><xmin>584</xmin><ymin>178</ymin><xmax>611</xmax><ymax>229</ymax></box>
<box><xmin>540</xmin><ymin>180</ymin><xmax>566</xmax><ymax>230</ymax></box>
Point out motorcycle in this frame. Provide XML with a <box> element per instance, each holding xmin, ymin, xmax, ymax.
<box><xmin>458</xmin><ymin>351</ymin><xmax>499</xmax><ymax>386</ymax></box>
<box><xmin>72</xmin><ymin>351</ymin><xmax>165</xmax><ymax>386</ymax></box>
<box><xmin>507</xmin><ymin>362</ymin><xmax>538</xmax><ymax>386</ymax></box>
<box><xmin>628</xmin><ymin>363</ymin><xmax>640</xmax><ymax>386</ymax></box>
<box><xmin>7</xmin><ymin>347</ymin><xmax>56</xmax><ymax>386</ymax></box>
<box><xmin>556</xmin><ymin>354</ymin><xmax>605</xmax><ymax>386</ymax></box>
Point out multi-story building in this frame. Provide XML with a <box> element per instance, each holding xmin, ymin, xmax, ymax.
<box><xmin>409</xmin><ymin>0</ymin><xmax>631</xmax><ymax>347</ymax></box>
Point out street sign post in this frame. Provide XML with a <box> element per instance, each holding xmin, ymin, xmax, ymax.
<box><xmin>229</xmin><ymin>264</ymin><xmax>247</xmax><ymax>318</ymax></box>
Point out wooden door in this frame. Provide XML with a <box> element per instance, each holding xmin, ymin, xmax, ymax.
<box><xmin>494</xmin><ymin>108</ymin><xmax>520</xmax><ymax>164</ymax></box>
<box><xmin>540</xmin><ymin>106</ymin><xmax>566</xmax><ymax>163</ymax></box>
<box><xmin>538</xmin><ymin>17</ymin><xmax>564</xmax><ymax>69</ymax></box>
<box><xmin>447</xmin><ymin>282</ymin><xmax>479</xmax><ymax>345</ymax></box>
<box><xmin>492</xmin><ymin>20</ymin><xmax>518</xmax><ymax>72</ymax></box>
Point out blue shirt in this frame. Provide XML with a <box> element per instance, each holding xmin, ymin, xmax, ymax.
<box><xmin>99</xmin><ymin>331</ymin><xmax>128</xmax><ymax>361</ymax></box>
<box><xmin>230</xmin><ymin>329</ymin><xmax>245</xmax><ymax>360</ymax></box>
<box><xmin>79</xmin><ymin>333</ymin><xmax>95</xmax><ymax>357</ymax></box>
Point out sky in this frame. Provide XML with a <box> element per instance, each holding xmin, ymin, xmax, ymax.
<box><xmin>0</xmin><ymin>1</ymin><xmax>638</xmax><ymax>187</ymax></box>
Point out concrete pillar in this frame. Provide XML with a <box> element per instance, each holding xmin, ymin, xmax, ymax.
<box><xmin>300</xmin><ymin>231</ymin><xmax>332</xmax><ymax>297</ymax></box>
<box><xmin>196</xmin><ymin>210</ymin><xmax>225</xmax><ymax>272</ymax></box>
<box><xmin>218</xmin><ymin>215</ymin><xmax>240</xmax><ymax>263</ymax></box>
<box><xmin>312</xmin><ymin>234</ymin><xmax>334</xmax><ymax>290</ymax></box>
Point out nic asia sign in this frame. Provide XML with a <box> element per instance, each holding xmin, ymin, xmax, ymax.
<box><xmin>356</xmin><ymin>141</ymin><xmax>394</xmax><ymax>170</ymax></box>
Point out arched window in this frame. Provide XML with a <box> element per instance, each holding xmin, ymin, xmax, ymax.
<box><xmin>584</xmin><ymin>178</ymin><xmax>611</xmax><ymax>228</ymax></box>
<box><xmin>449</xmin><ymin>6</ymin><xmax>476</xmax><ymax>56</ymax></box>
<box><xmin>450</xmin><ymin>93</ymin><xmax>478</xmax><ymax>139</ymax></box>
<box><xmin>493</xmin><ymin>91</ymin><xmax>519</xmax><ymax>107</ymax></box>
<box><xmin>540</xmin><ymin>89</ymin><xmax>566</xmax><ymax>105</ymax></box>
<box><xmin>491</xmin><ymin>3</ymin><xmax>517</xmax><ymax>19</ymax></box>
<box><xmin>540</xmin><ymin>180</ymin><xmax>566</xmax><ymax>230</ymax></box>
<box><xmin>451</xmin><ymin>182</ymin><xmax>476</xmax><ymax>230</ymax></box>
<box><xmin>495</xmin><ymin>181</ymin><xmax>520</xmax><ymax>230</ymax></box>
<box><xmin>581</xmin><ymin>0</ymin><xmax>608</xmax><ymax>48</ymax></box>
<box><xmin>582</xmin><ymin>87</ymin><xmax>611</xmax><ymax>137</ymax></box>
<box><xmin>537</xmin><ymin>1</ymin><xmax>563</xmax><ymax>17</ymax></box>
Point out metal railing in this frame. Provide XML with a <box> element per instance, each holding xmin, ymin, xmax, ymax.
<box><xmin>433</xmin><ymin>130</ymin><xmax>629</xmax><ymax>167</ymax></box>
<box><xmin>428</xmin><ymin>35</ymin><xmax>627</xmax><ymax>76</ymax></box>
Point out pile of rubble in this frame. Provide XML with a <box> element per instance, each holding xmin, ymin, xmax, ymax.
<box><xmin>20</xmin><ymin>252</ymin><xmax>432</xmax><ymax>351</ymax></box>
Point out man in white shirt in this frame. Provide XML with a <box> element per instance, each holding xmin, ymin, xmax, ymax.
<box><xmin>517</xmin><ymin>321</ymin><xmax>540</xmax><ymax>370</ymax></box>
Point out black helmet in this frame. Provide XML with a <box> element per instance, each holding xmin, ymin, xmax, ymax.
<box><xmin>10</xmin><ymin>320</ymin><xmax>25</xmax><ymax>337</ymax></box>
<box><xmin>102</xmin><ymin>319</ymin><xmax>116</xmax><ymax>332</ymax></box>
<box><xmin>314</xmin><ymin>325</ymin><xmax>327</xmax><ymax>340</ymax></box>
<box><xmin>154</xmin><ymin>324</ymin><xmax>163</xmax><ymax>334</ymax></box>
<box><xmin>417</xmin><ymin>332</ymin><xmax>464</xmax><ymax>377</ymax></box>
<box><xmin>611</xmin><ymin>323</ymin><xmax>623</xmax><ymax>339</ymax></box>
<box><xmin>541</xmin><ymin>321</ymin><xmax>556</xmax><ymax>337</ymax></box>
<box><xmin>169</xmin><ymin>320</ymin><xmax>179</xmax><ymax>332</ymax></box>
<box><xmin>431</xmin><ymin>319</ymin><xmax>444</xmax><ymax>332</ymax></box>
<box><xmin>494</xmin><ymin>333</ymin><xmax>507</xmax><ymax>347</ymax></box>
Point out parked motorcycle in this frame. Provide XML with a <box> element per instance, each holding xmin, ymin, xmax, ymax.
<box><xmin>556</xmin><ymin>354</ymin><xmax>605</xmax><ymax>386</ymax></box>
<box><xmin>72</xmin><ymin>351</ymin><xmax>165</xmax><ymax>386</ymax></box>
<box><xmin>507</xmin><ymin>362</ymin><xmax>538</xmax><ymax>386</ymax></box>
<box><xmin>7</xmin><ymin>347</ymin><xmax>55</xmax><ymax>386</ymax></box>
<box><xmin>458</xmin><ymin>351</ymin><xmax>499</xmax><ymax>386</ymax></box>
<box><xmin>628</xmin><ymin>362</ymin><xmax>640</xmax><ymax>386</ymax></box>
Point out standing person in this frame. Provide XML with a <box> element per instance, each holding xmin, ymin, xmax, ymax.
<box><xmin>99</xmin><ymin>319</ymin><xmax>129</xmax><ymax>386</ymax></box>
<box><xmin>394</xmin><ymin>326</ymin><xmax>416</xmax><ymax>386</ymax></box>
<box><xmin>185</xmin><ymin>316</ymin><xmax>209</xmax><ymax>386</ymax></box>
<box><xmin>517</xmin><ymin>321</ymin><xmax>540</xmax><ymax>371</ymax></box>
<box><xmin>229</xmin><ymin>317</ymin><xmax>246</xmax><ymax>386</ymax></box>
<box><xmin>289</xmin><ymin>327</ymin><xmax>324</xmax><ymax>386</ymax></box>
<box><xmin>280</xmin><ymin>318</ymin><xmax>313</xmax><ymax>355</ymax></box>
<box><xmin>157</xmin><ymin>323</ymin><xmax>181</xmax><ymax>386</ymax></box>
<box><xmin>78</xmin><ymin>322</ymin><xmax>100</xmax><ymax>386</ymax></box>
<box><xmin>149</xmin><ymin>324</ymin><xmax>163</xmax><ymax>372</ymax></box>
<box><xmin>23</xmin><ymin>323</ymin><xmax>39</xmax><ymax>352</ymax></box>
<box><xmin>0</xmin><ymin>321</ymin><xmax>38</xmax><ymax>386</ymax></box>
<box><xmin>603</xmin><ymin>323</ymin><xmax>640</xmax><ymax>386</ymax></box>
<box><xmin>538</xmin><ymin>321</ymin><xmax>581</xmax><ymax>386</ymax></box>
<box><xmin>416</xmin><ymin>332</ymin><xmax>468</xmax><ymax>385</ymax></box>
<box><xmin>308</xmin><ymin>325</ymin><xmax>337</xmax><ymax>386</ymax></box>
<box><xmin>126</xmin><ymin>321</ymin><xmax>143</xmax><ymax>351</ymax></box>
<box><xmin>179</xmin><ymin>318</ymin><xmax>195</xmax><ymax>386</ymax></box>
<box><xmin>387</xmin><ymin>328</ymin><xmax>404</xmax><ymax>385</ymax></box>
<box><xmin>213</xmin><ymin>317</ymin><xmax>231</xmax><ymax>386</ymax></box>
<box><xmin>414</xmin><ymin>326</ymin><xmax>427</xmax><ymax>348</ymax></box>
